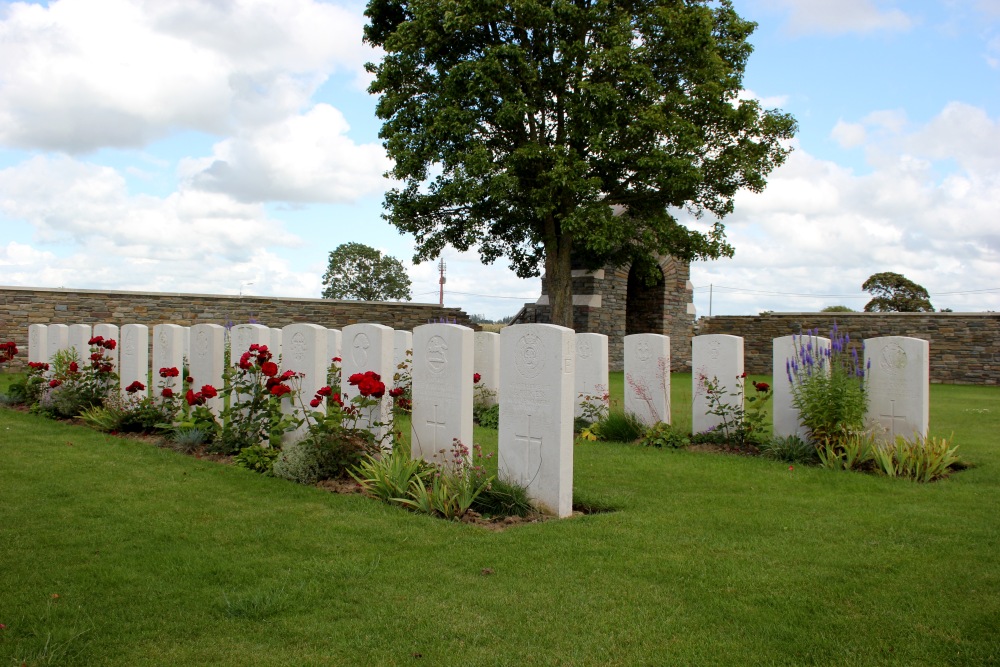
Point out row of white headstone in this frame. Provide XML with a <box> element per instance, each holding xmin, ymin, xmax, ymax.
<box><xmin>27</xmin><ymin>322</ymin><xmax>929</xmax><ymax>517</ymax></box>
<box><xmin>691</xmin><ymin>333</ymin><xmax>929</xmax><ymax>444</ymax></box>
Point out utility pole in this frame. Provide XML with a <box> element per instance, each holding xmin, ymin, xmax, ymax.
<box><xmin>438</xmin><ymin>258</ymin><xmax>447</xmax><ymax>307</ymax></box>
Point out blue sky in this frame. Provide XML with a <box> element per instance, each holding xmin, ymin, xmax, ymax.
<box><xmin>1</xmin><ymin>0</ymin><xmax>999</xmax><ymax>320</ymax></box>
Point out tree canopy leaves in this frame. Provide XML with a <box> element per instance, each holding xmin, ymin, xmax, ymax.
<box><xmin>365</xmin><ymin>0</ymin><xmax>796</xmax><ymax>325</ymax></box>
<box><xmin>862</xmin><ymin>272</ymin><xmax>934</xmax><ymax>312</ymax></box>
<box><xmin>321</xmin><ymin>242</ymin><xmax>412</xmax><ymax>302</ymax></box>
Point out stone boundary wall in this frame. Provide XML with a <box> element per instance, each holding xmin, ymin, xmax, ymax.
<box><xmin>698</xmin><ymin>312</ymin><xmax>1000</xmax><ymax>385</ymax></box>
<box><xmin>0</xmin><ymin>286</ymin><xmax>475</xmax><ymax>371</ymax></box>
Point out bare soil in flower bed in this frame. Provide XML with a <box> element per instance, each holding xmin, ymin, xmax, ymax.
<box><xmin>687</xmin><ymin>442</ymin><xmax>761</xmax><ymax>456</ymax></box>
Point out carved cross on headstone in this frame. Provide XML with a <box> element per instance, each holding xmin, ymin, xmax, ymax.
<box><xmin>513</xmin><ymin>414</ymin><xmax>543</xmax><ymax>485</ymax></box>
<box><xmin>426</xmin><ymin>404</ymin><xmax>447</xmax><ymax>450</ymax></box>
<box><xmin>879</xmin><ymin>399</ymin><xmax>908</xmax><ymax>438</ymax></box>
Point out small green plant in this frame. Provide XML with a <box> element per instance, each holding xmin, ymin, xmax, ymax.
<box><xmin>472</xmin><ymin>477</ymin><xmax>535</xmax><ymax>517</ymax></box>
<box><xmin>78</xmin><ymin>405</ymin><xmax>121</xmax><ymax>432</ymax></box>
<box><xmin>578</xmin><ymin>386</ymin><xmax>610</xmax><ymax>424</ymax></box>
<box><xmin>350</xmin><ymin>448</ymin><xmax>428</xmax><ymax>505</ymax></box>
<box><xmin>272</xmin><ymin>439</ymin><xmax>322</xmax><ymax>485</ymax></box>
<box><xmin>639</xmin><ymin>421</ymin><xmax>690</xmax><ymax>449</ymax></box>
<box><xmin>473</xmin><ymin>402</ymin><xmax>500</xmax><ymax>430</ymax></box>
<box><xmin>695</xmin><ymin>372</ymin><xmax>771</xmax><ymax>448</ymax></box>
<box><xmin>170</xmin><ymin>427</ymin><xmax>208</xmax><ymax>454</ymax></box>
<box><xmin>759</xmin><ymin>435</ymin><xmax>818</xmax><ymax>464</ymax></box>
<box><xmin>594</xmin><ymin>409</ymin><xmax>645</xmax><ymax>443</ymax></box>
<box><xmin>871</xmin><ymin>434</ymin><xmax>960</xmax><ymax>482</ymax></box>
<box><xmin>234</xmin><ymin>444</ymin><xmax>280</xmax><ymax>475</ymax></box>
<box><xmin>817</xmin><ymin>430</ymin><xmax>876</xmax><ymax>471</ymax></box>
<box><xmin>396</xmin><ymin>440</ymin><xmax>495</xmax><ymax>520</ymax></box>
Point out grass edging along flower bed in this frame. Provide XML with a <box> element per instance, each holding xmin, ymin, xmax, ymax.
<box><xmin>1</xmin><ymin>376</ymin><xmax>999</xmax><ymax>666</ymax></box>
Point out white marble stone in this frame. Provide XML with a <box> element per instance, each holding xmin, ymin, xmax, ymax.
<box><xmin>773</xmin><ymin>334</ymin><xmax>830</xmax><ymax>440</ymax></box>
<box><xmin>327</xmin><ymin>329</ymin><xmax>342</xmax><ymax>365</ymax></box>
<box><xmin>119</xmin><ymin>324</ymin><xmax>149</xmax><ymax>399</ymax></box>
<box><xmin>624</xmin><ymin>334</ymin><xmax>670</xmax><ymax>425</ymax></box>
<box><xmin>68</xmin><ymin>324</ymin><xmax>93</xmax><ymax>364</ymax></box>
<box><xmin>270</xmin><ymin>328</ymin><xmax>283</xmax><ymax>357</ymax></box>
<box><xmin>392</xmin><ymin>329</ymin><xmax>412</xmax><ymax>389</ymax></box>
<box><xmin>93</xmin><ymin>323</ymin><xmax>120</xmax><ymax>371</ymax></box>
<box><xmin>153</xmin><ymin>324</ymin><xmax>186</xmax><ymax>395</ymax></box>
<box><xmin>692</xmin><ymin>334</ymin><xmax>745</xmax><ymax>434</ymax></box>
<box><xmin>411</xmin><ymin>324</ymin><xmax>474</xmax><ymax>464</ymax></box>
<box><xmin>28</xmin><ymin>324</ymin><xmax>48</xmax><ymax>365</ymax></box>
<box><xmin>189</xmin><ymin>324</ymin><xmax>226</xmax><ymax>415</ymax></box>
<box><xmin>341</xmin><ymin>323</ymin><xmax>395</xmax><ymax>445</ymax></box>
<box><xmin>182</xmin><ymin>327</ymin><xmax>191</xmax><ymax>366</ymax></box>
<box><xmin>575</xmin><ymin>333</ymin><xmax>610</xmax><ymax>421</ymax></box>
<box><xmin>230</xmin><ymin>323</ymin><xmax>271</xmax><ymax>362</ymax></box>
<box><xmin>46</xmin><ymin>324</ymin><xmax>68</xmax><ymax>364</ymax></box>
<box><xmin>498</xmin><ymin>324</ymin><xmax>575</xmax><ymax>518</ymax></box>
<box><xmin>473</xmin><ymin>331</ymin><xmax>500</xmax><ymax>407</ymax></box>
<box><xmin>865</xmin><ymin>336</ymin><xmax>930</xmax><ymax>442</ymax></box>
<box><xmin>281</xmin><ymin>324</ymin><xmax>329</xmax><ymax>439</ymax></box>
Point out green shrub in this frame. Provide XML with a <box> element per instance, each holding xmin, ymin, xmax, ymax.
<box><xmin>871</xmin><ymin>434</ymin><xmax>960</xmax><ymax>482</ymax></box>
<box><xmin>170</xmin><ymin>427</ymin><xmax>208</xmax><ymax>454</ymax></box>
<box><xmin>595</xmin><ymin>409</ymin><xmax>644</xmax><ymax>443</ymax></box>
<box><xmin>273</xmin><ymin>439</ymin><xmax>322</xmax><ymax>485</ymax></box>
<box><xmin>234</xmin><ymin>445</ymin><xmax>280</xmax><ymax>475</ymax></box>
<box><xmin>473</xmin><ymin>403</ymin><xmax>499</xmax><ymax>429</ymax></box>
<box><xmin>472</xmin><ymin>477</ymin><xmax>535</xmax><ymax>517</ymax></box>
<box><xmin>759</xmin><ymin>435</ymin><xmax>818</xmax><ymax>464</ymax></box>
<box><xmin>817</xmin><ymin>431</ymin><xmax>876</xmax><ymax>471</ymax></box>
<box><xmin>639</xmin><ymin>422</ymin><xmax>689</xmax><ymax>449</ymax></box>
<box><xmin>312</xmin><ymin>431</ymin><xmax>377</xmax><ymax>480</ymax></box>
<box><xmin>349</xmin><ymin>448</ymin><xmax>426</xmax><ymax>504</ymax></box>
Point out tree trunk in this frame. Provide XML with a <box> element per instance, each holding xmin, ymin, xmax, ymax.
<box><xmin>544</xmin><ymin>229</ymin><xmax>574</xmax><ymax>329</ymax></box>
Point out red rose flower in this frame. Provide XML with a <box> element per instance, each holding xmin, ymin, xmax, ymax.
<box><xmin>740</xmin><ymin>371</ymin><xmax>747</xmax><ymax>378</ymax></box>
<box><xmin>68</xmin><ymin>362</ymin><xmax>79</xmax><ymax>373</ymax></box>
<box><xmin>347</xmin><ymin>373</ymin><xmax>365</xmax><ymax>386</ymax></box>
<box><xmin>309</xmin><ymin>398</ymin><xmax>321</xmax><ymax>408</ymax></box>
<box><xmin>280</xmin><ymin>370</ymin><xmax>297</xmax><ymax>381</ymax></box>
<box><xmin>126</xmin><ymin>380</ymin><xmax>145</xmax><ymax>394</ymax></box>
<box><xmin>49</xmin><ymin>379</ymin><xmax>62</xmax><ymax>388</ymax></box>
<box><xmin>159</xmin><ymin>367</ymin><xmax>179</xmax><ymax>378</ymax></box>
<box><xmin>332</xmin><ymin>356</ymin><xmax>341</xmax><ymax>363</ymax></box>
<box><xmin>389</xmin><ymin>387</ymin><xmax>404</xmax><ymax>398</ymax></box>
<box><xmin>260</xmin><ymin>361</ymin><xmax>279</xmax><ymax>377</ymax></box>
<box><xmin>88</xmin><ymin>336</ymin><xmax>103</xmax><ymax>346</ymax></box>
<box><xmin>270</xmin><ymin>383</ymin><xmax>292</xmax><ymax>397</ymax></box>
<box><xmin>104</xmin><ymin>339</ymin><xmax>117</xmax><ymax>350</ymax></box>
<box><xmin>238</xmin><ymin>352</ymin><xmax>253</xmax><ymax>370</ymax></box>
<box><xmin>249</xmin><ymin>344</ymin><xmax>261</xmax><ymax>352</ymax></box>
<box><xmin>162</xmin><ymin>387</ymin><xmax>174</xmax><ymax>398</ymax></box>
<box><xmin>316</xmin><ymin>386</ymin><xmax>332</xmax><ymax>397</ymax></box>
<box><xmin>201</xmin><ymin>385</ymin><xmax>218</xmax><ymax>399</ymax></box>
<box><xmin>185</xmin><ymin>376</ymin><xmax>194</xmax><ymax>384</ymax></box>
<box><xmin>90</xmin><ymin>352</ymin><xmax>104</xmax><ymax>362</ymax></box>
<box><xmin>368</xmin><ymin>381</ymin><xmax>386</xmax><ymax>398</ymax></box>
<box><xmin>330</xmin><ymin>393</ymin><xmax>343</xmax><ymax>407</ymax></box>
<box><xmin>185</xmin><ymin>389</ymin><xmax>205</xmax><ymax>406</ymax></box>
<box><xmin>753</xmin><ymin>381</ymin><xmax>770</xmax><ymax>392</ymax></box>
<box><xmin>473</xmin><ymin>373</ymin><xmax>481</xmax><ymax>384</ymax></box>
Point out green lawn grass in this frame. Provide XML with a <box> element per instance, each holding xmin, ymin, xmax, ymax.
<box><xmin>1</xmin><ymin>373</ymin><xmax>998</xmax><ymax>666</ymax></box>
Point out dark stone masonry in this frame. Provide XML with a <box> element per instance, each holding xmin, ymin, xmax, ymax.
<box><xmin>0</xmin><ymin>286</ymin><xmax>475</xmax><ymax>371</ymax></box>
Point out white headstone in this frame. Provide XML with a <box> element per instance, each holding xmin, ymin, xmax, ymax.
<box><xmin>46</xmin><ymin>324</ymin><xmax>68</xmax><ymax>364</ymax></box>
<box><xmin>281</xmin><ymin>324</ymin><xmax>329</xmax><ymax>439</ymax></box>
<box><xmin>473</xmin><ymin>331</ymin><xmax>500</xmax><ymax>407</ymax></box>
<box><xmin>341</xmin><ymin>323</ymin><xmax>395</xmax><ymax>445</ymax></box>
<box><xmin>574</xmin><ymin>333</ymin><xmax>610</xmax><ymax>421</ymax></box>
<box><xmin>411</xmin><ymin>324</ymin><xmax>474</xmax><ymax>464</ymax></box>
<box><xmin>865</xmin><ymin>336</ymin><xmax>930</xmax><ymax>442</ymax></box>
<box><xmin>119</xmin><ymin>324</ymin><xmax>149</xmax><ymax>399</ymax></box>
<box><xmin>182</xmin><ymin>327</ymin><xmax>191</xmax><ymax>365</ymax></box>
<box><xmin>773</xmin><ymin>333</ymin><xmax>831</xmax><ymax>440</ymax></box>
<box><xmin>28</xmin><ymin>324</ymin><xmax>48</xmax><ymax>365</ymax></box>
<box><xmin>270</xmin><ymin>328</ymin><xmax>283</xmax><ymax>357</ymax></box>
<box><xmin>93</xmin><ymin>323</ymin><xmax>120</xmax><ymax>371</ymax></box>
<box><xmin>230</xmin><ymin>324</ymin><xmax>271</xmax><ymax>362</ymax></box>
<box><xmin>68</xmin><ymin>324</ymin><xmax>93</xmax><ymax>363</ymax></box>
<box><xmin>498</xmin><ymin>324</ymin><xmax>575</xmax><ymax>518</ymax></box>
<box><xmin>692</xmin><ymin>334</ymin><xmax>744</xmax><ymax>435</ymax></box>
<box><xmin>624</xmin><ymin>334</ymin><xmax>670</xmax><ymax>426</ymax></box>
<box><xmin>327</xmin><ymin>329</ymin><xmax>342</xmax><ymax>365</ymax></box>
<box><xmin>393</xmin><ymin>330</ymin><xmax>412</xmax><ymax>386</ymax></box>
<box><xmin>189</xmin><ymin>324</ymin><xmax>226</xmax><ymax>415</ymax></box>
<box><xmin>153</xmin><ymin>324</ymin><xmax>186</xmax><ymax>395</ymax></box>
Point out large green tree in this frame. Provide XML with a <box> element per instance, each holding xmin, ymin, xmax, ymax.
<box><xmin>365</xmin><ymin>0</ymin><xmax>796</xmax><ymax>327</ymax></box>
<box><xmin>322</xmin><ymin>242</ymin><xmax>412</xmax><ymax>301</ymax></box>
<box><xmin>862</xmin><ymin>272</ymin><xmax>934</xmax><ymax>312</ymax></box>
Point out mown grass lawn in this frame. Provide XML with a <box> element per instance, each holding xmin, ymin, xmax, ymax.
<box><xmin>1</xmin><ymin>373</ymin><xmax>998</xmax><ymax>666</ymax></box>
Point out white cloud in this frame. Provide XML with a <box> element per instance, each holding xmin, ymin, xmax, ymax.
<box><xmin>691</xmin><ymin>104</ymin><xmax>1000</xmax><ymax>315</ymax></box>
<box><xmin>766</xmin><ymin>0</ymin><xmax>913</xmax><ymax>35</ymax></box>
<box><xmin>831</xmin><ymin>120</ymin><xmax>867</xmax><ymax>148</ymax></box>
<box><xmin>0</xmin><ymin>0</ymin><xmax>370</xmax><ymax>152</ymax></box>
<box><xmin>184</xmin><ymin>104</ymin><xmax>392</xmax><ymax>204</ymax></box>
